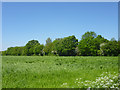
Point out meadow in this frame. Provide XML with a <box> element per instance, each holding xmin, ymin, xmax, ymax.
<box><xmin>2</xmin><ymin>56</ymin><xmax>119</xmax><ymax>88</ymax></box>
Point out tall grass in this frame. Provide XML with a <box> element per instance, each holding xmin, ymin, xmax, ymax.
<box><xmin>2</xmin><ymin>56</ymin><xmax>118</xmax><ymax>88</ymax></box>
<box><xmin>0</xmin><ymin>56</ymin><xmax>2</xmax><ymax>89</ymax></box>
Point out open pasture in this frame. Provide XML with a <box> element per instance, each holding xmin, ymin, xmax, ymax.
<box><xmin>2</xmin><ymin>56</ymin><xmax>118</xmax><ymax>88</ymax></box>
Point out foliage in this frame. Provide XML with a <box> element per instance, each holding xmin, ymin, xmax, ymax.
<box><xmin>101</xmin><ymin>40</ymin><xmax>119</xmax><ymax>56</ymax></box>
<box><xmin>3</xmin><ymin>47</ymin><xmax>24</xmax><ymax>56</ymax></box>
<box><xmin>33</xmin><ymin>44</ymin><xmax>44</xmax><ymax>56</ymax></box>
<box><xmin>78</xmin><ymin>32</ymin><xmax>109</xmax><ymax>56</ymax></box>
<box><xmin>24</xmin><ymin>40</ymin><xmax>40</xmax><ymax>56</ymax></box>
<box><xmin>52</xmin><ymin>38</ymin><xmax>63</xmax><ymax>56</ymax></box>
<box><xmin>81</xmin><ymin>31</ymin><xmax>97</xmax><ymax>40</ymax></box>
<box><xmin>2</xmin><ymin>31</ymin><xmax>119</xmax><ymax>56</ymax></box>
<box><xmin>59</xmin><ymin>35</ymin><xmax>78</xmax><ymax>56</ymax></box>
<box><xmin>43</xmin><ymin>38</ymin><xmax>53</xmax><ymax>55</ymax></box>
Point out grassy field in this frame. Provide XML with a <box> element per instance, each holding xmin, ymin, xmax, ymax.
<box><xmin>2</xmin><ymin>56</ymin><xmax>119</xmax><ymax>88</ymax></box>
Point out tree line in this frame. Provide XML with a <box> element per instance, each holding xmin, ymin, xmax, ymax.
<box><xmin>2</xmin><ymin>31</ymin><xmax>120</xmax><ymax>56</ymax></box>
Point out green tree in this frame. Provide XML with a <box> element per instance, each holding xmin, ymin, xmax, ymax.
<box><xmin>110</xmin><ymin>37</ymin><xmax>116</xmax><ymax>41</ymax></box>
<box><xmin>34</xmin><ymin>44</ymin><xmax>44</xmax><ymax>56</ymax></box>
<box><xmin>101</xmin><ymin>40</ymin><xmax>118</xmax><ymax>56</ymax></box>
<box><xmin>78</xmin><ymin>31</ymin><xmax>97</xmax><ymax>56</ymax></box>
<box><xmin>82</xmin><ymin>31</ymin><xmax>97</xmax><ymax>40</ymax></box>
<box><xmin>78</xmin><ymin>31</ymin><xmax>108</xmax><ymax>56</ymax></box>
<box><xmin>61</xmin><ymin>35</ymin><xmax>78</xmax><ymax>56</ymax></box>
<box><xmin>6</xmin><ymin>47</ymin><xmax>14</xmax><ymax>55</ymax></box>
<box><xmin>46</xmin><ymin>37</ymin><xmax>52</xmax><ymax>44</ymax></box>
<box><xmin>24</xmin><ymin>40</ymin><xmax>40</xmax><ymax>56</ymax></box>
<box><xmin>52</xmin><ymin>38</ymin><xmax>63</xmax><ymax>56</ymax></box>
<box><xmin>44</xmin><ymin>38</ymin><xmax>53</xmax><ymax>55</ymax></box>
<box><xmin>52</xmin><ymin>35</ymin><xmax>78</xmax><ymax>56</ymax></box>
<box><xmin>4</xmin><ymin>46</ymin><xmax>24</xmax><ymax>56</ymax></box>
<box><xmin>1</xmin><ymin>51</ymin><xmax>6</xmax><ymax>56</ymax></box>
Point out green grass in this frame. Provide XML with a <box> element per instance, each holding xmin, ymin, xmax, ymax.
<box><xmin>2</xmin><ymin>56</ymin><xmax>118</xmax><ymax>88</ymax></box>
<box><xmin>0</xmin><ymin>56</ymin><xmax>2</xmax><ymax>89</ymax></box>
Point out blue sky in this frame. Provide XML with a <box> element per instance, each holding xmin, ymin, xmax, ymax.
<box><xmin>2</xmin><ymin>2</ymin><xmax>118</xmax><ymax>51</ymax></box>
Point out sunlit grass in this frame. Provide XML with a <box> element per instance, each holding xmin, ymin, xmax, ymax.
<box><xmin>61</xmin><ymin>72</ymin><xmax>119</xmax><ymax>88</ymax></box>
<box><xmin>2</xmin><ymin>56</ymin><xmax>118</xmax><ymax>88</ymax></box>
<box><xmin>0</xmin><ymin>56</ymin><xmax>2</xmax><ymax>89</ymax></box>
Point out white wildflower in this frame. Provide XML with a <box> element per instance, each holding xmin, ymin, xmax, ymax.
<box><xmin>63</xmin><ymin>83</ymin><xmax>67</xmax><ymax>85</ymax></box>
<box><xmin>109</xmin><ymin>79</ymin><xmax>113</xmax><ymax>82</ymax></box>
<box><xmin>76</xmin><ymin>78</ymin><xmax>78</xmax><ymax>80</ymax></box>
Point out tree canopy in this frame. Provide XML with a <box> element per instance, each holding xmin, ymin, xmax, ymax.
<box><xmin>2</xmin><ymin>31</ymin><xmax>119</xmax><ymax>56</ymax></box>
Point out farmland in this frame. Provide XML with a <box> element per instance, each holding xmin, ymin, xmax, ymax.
<box><xmin>2</xmin><ymin>56</ymin><xmax>119</xmax><ymax>88</ymax></box>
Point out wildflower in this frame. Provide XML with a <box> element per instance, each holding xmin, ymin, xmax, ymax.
<box><xmin>104</xmin><ymin>86</ymin><xmax>108</xmax><ymax>88</ymax></box>
<box><xmin>109</xmin><ymin>79</ymin><xmax>113</xmax><ymax>82</ymax></box>
<box><xmin>101</xmin><ymin>81</ymin><xmax>104</xmax><ymax>83</ymax></box>
<box><xmin>97</xmin><ymin>86</ymin><xmax>99</xmax><ymax>88</ymax></box>
<box><xmin>85</xmin><ymin>80</ymin><xmax>88</xmax><ymax>82</ymax></box>
<box><xmin>85</xmin><ymin>84</ymin><xmax>87</xmax><ymax>86</ymax></box>
<box><xmin>105</xmin><ymin>82</ymin><xmax>110</xmax><ymax>85</ymax></box>
<box><xmin>76</xmin><ymin>78</ymin><xmax>78</xmax><ymax>80</ymax></box>
<box><xmin>63</xmin><ymin>83</ymin><xmax>67</xmax><ymax>85</ymax></box>
<box><xmin>113</xmin><ymin>84</ymin><xmax>116</xmax><ymax>86</ymax></box>
<box><xmin>101</xmin><ymin>77</ymin><xmax>104</xmax><ymax>80</ymax></box>
<box><xmin>61</xmin><ymin>72</ymin><xmax>119</xmax><ymax>88</ymax></box>
<box><xmin>110</xmin><ymin>86</ymin><xmax>114</xmax><ymax>88</ymax></box>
